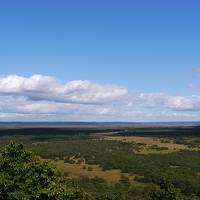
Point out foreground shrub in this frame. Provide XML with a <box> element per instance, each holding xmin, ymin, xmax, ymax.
<box><xmin>0</xmin><ymin>142</ymin><xmax>90</xmax><ymax>200</ymax></box>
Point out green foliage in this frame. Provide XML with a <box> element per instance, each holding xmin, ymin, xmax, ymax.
<box><xmin>1</xmin><ymin>128</ymin><xmax>200</xmax><ymax>200</ymax></box>
<box><xmin>149</xmin><ymin>177</ymin><xmax>183</xmax><ymax>200</ymax></box>
<box><xmin>0</xmin><ymin>142</ymin><xmax>90</xmax><ymax>200</ymax></box>
<box><xmin>28</xmin><ymin>138</ymin><xmax>200</xmax><ymax>197</ymax></box>
<box><xmin>72</xmin><ymin>176</ymin><xmax>151</xmax><ymax>200</ymax></box>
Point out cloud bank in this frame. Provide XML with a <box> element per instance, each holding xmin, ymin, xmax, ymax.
<box><xmin>0</xmin><ymin>75</ymin><xmax>127</xmax><ymax>104</ymax></box>
<box><xmin>0</xmin><ymin>74</ymin><xmax>199</xmax><ymax>122</ymax></box>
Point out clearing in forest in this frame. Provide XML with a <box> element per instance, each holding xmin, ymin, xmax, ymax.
<box><xmin>51</xmin><ymin>160</ymin><xmax>139</xmax><ymax>183</ymax></box>
<box><xmin>103</xmin><ymin>136</ymin><xmax>196</xmax><ymax>154</ymax></box>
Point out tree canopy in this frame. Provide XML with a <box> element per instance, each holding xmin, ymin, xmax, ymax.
<box><xmin>0</xmin><ymin>142</ymin><xmax>186</xmax><ymax>200</ymax></box>
<box><xmin>0</xmin><ymin>142</ymin><xmax>90</xmax><ymax>200</ymax></box>
<box><xmin>149</xmin><ymin>178</ymin><xmax>183</xmax><ymax>200</ymax></box>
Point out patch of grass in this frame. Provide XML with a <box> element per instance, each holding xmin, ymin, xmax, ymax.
<box><xmin>103</xmin><ymin>136</ymin><xmax>195</xmax><ymax>154</ymax></box>
<box><xmin>51</xmin><ymin>160</ymin><xmax>137</xmax><ymax>183</ymax></box>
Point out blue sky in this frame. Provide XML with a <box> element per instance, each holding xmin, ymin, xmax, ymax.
<box><xmin>0</xmin><ymin>0</ymin><xmax>200</xmax><ymax>121</ymax></box>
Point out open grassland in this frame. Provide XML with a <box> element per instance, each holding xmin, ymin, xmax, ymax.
<box><xmin>103</xmin><ymin>136</ymin><xmax>198</xmax><ymax>154</ymax></box>
<box><xmin>51</xmin><ymin>160</ymin><xmax>138</xmax><ymax>183</ymax></box>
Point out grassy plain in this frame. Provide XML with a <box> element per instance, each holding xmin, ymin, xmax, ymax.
<box><xmin>51</xmin><ymin>160</ymin><xmax>137</xmax><ymax>183</ymax></box>
<box><xmin>103</xmin><ymin>136</ymin><xmax>195</xmax><ymax>154</ymax></box>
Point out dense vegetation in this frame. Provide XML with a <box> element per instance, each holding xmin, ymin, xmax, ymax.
<box><xmin>0</xmin><ymin>126</ymin><xmax>200</xmax><ymax>199</ymax></box>
<box><xmin>0</xmin><ymin>142</ymin><xmax>185</xmax><ymax>200</ymax></box>
<box><xmin>0</xmin><ymin>125</ymin><xmax>200</xmax><ymax>137</ymax></box>
<box><xmin>0</xmin><ymin>142</ymin><xmax>91</xmax><ymax>200</ymax></box>
<box><xmin>116</xmin><ymin>126</ymin><xmax>200</xmax><ymax>137</ymax></box>
<box><xmin>26</xmin><ymin>139</ymin><xmax>200</xmax><ymax>197</ymax></box>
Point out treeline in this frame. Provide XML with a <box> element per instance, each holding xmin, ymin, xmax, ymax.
<box><xmin>1</xmin><ymin>126</ymin><xmax>200</xmax><ymax>137</ymax></box>
<box><xmin>0</xmin><ymin>127</ymin><xmax>122</xmax><ymax>136</ymax></box>
<box><xmin>117</xmin><ymin>126</ymin><xmax>200</xmax><ymax>137</ymax></box>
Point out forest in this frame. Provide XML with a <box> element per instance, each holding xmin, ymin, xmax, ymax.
<box><xmin>0</xmin><ymin>125</ymin><xmax>200</xmax><ymax>200</ymax></box>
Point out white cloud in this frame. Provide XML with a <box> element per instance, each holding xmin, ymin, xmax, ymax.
<box><xmin>0</xmin><ymin>74</ymin><xmax>200</xmax><ymax>121</ymax></box>
<box><xmin>0</xmin><ymin>75</ymin><xmax>128</xmax><ymax>104</ymax></box>
<box><xmin>128</xmin><ymin>93</ymin><xmax>200</xmax><ymax>111</ymax></box>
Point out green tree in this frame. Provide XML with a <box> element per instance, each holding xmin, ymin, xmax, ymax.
<box><xmin>0</xmin><ymin>142</ymin><xmax>90</xmax><ymax>200</ymax></box>
<box><xmin>149</xmin><ymin>177</ymin><xmax>183</xmax><ymax>200</ymax></box>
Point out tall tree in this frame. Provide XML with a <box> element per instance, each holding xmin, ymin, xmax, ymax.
<box><xmin>0</xmin><ymin>142</ymin><xmax>90</xmax><ymax>200</ymax></box>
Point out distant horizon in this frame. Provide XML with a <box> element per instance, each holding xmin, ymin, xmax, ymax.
<box><xmin>0</xmin><ymin>121</ymin><xmax>199</xmax><ymax>124</ymax></box>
